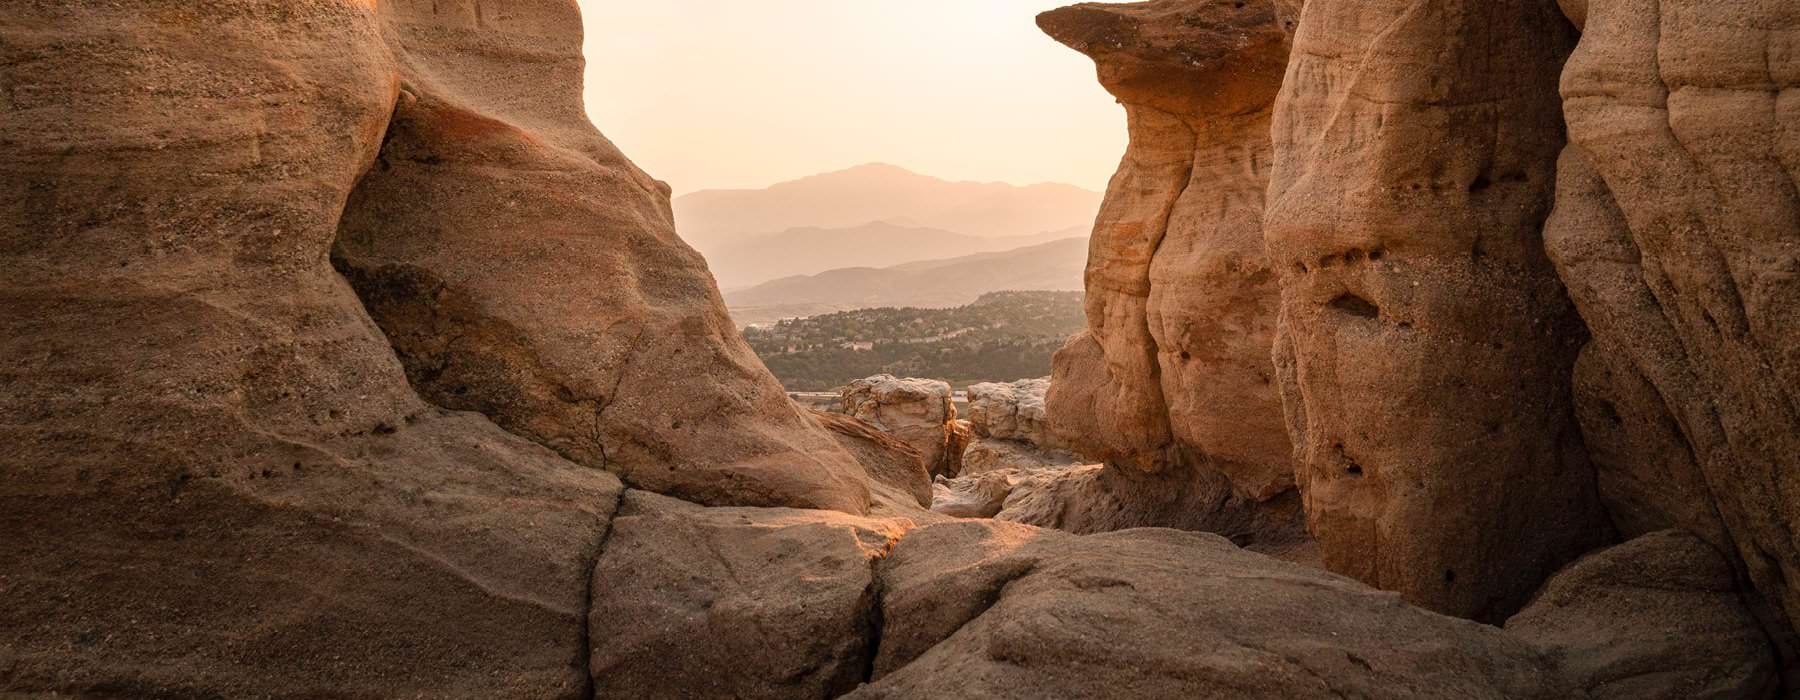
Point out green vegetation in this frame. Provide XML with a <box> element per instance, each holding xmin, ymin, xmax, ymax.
<box><xmin>743</xmin><ymin>291</ymin><xmax>1085</xmax><ymax>391</ymax></box>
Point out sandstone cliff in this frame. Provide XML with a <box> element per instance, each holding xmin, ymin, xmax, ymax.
<box><xmin>1544</xmin><ymin>0</ymin><xmax>1800</xmax><ymax>654</ymax></box>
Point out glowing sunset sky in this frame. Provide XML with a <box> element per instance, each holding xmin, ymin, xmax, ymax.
<box><xmin>577</xmin><ymin>1</ymin><xmax>1125</xmax><ymax>194</ymax></box>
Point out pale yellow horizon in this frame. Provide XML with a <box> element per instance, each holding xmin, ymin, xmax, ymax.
<box><xmin>577</xmin><ymin>1</ymin><xmax>1125</xmax><ymax>195</ymax></box>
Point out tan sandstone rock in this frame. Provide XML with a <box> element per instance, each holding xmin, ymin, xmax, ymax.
<box><xmin>855</xmin><ymin>520</ymin><xmax>1564</xmax><ymax>699</ymax></box>
<box><xmin>589</xmin><ymin>491</ymin><xmax>915</xmax><ymax>699</ymax></box>
<box><xmin>330</xmin><ymin>0</ymin><xmax>880</xmax><ymax>515</ymax></box>
<box><xmin>1506</xmin><ymin>530</ymin><xmax>1779</xmax><ymax>699</ymax></box>
<box><xmin>1264</xmin><ymin>0</ymin><xmax>1611</xmax><ymax>621</ymax></box>
<box><xmin>961</xmin><ymin>378</ymin><xmax>1082</xmax><ymax>474</ymax></box>
<box><xmin>1543</xmin><ymin>0</ymin><xmax>1800</xmax><ymax>647</ymax></box>
<box><xmin>1036</xmin><ymin>0</ymin><xmax>1300</xmax><ymax>542</ymax></box>
<box><xmin>842</xmin><ymin>375</ymin><xmax>963</xmax><ymax>477</ymax></box>
<box><xmin>0</xmin><ymin>1</ymin><xmax>625</xmax><ymax>695</ymax></box>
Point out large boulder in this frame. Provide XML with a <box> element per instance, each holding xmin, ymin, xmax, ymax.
<box><xmin>588</xmin><ymin>492</ymin><xmax>916</xmax><ymax>699</ymax></box>
<box><xmin>1543</xmin><ymin>0</ymin><xmax>1800</xmax><ymax>647</ymax></box>
<box><xmin>961</xmin><ymin>378</ymin><xmax>1082</xmax><ymax>474</ymax></box>
<box><xmin>1506</xmin><ymin>530</ymin><xmax>1778</xmax><ymax>698</ymax></box>
<box><xmin>855</xmin><ymin>521</ymin><xmax>1564</xmax><ymax>698</ymax></box>
<box><xmin>1036</xmin><ymin>0</ymin><xmax>1299</xmax><ymax>539</ymax></box>
<box><xmin>1263</xmin><ymin>0</ymin><xmax>1610</xmax><ymax>621</ymax></box>
<box><xmin>842</xmin><ymin>375</ymin><xmax>963</xmax><ymax>477</ymax></box>
<box><xmin>965</xmin><ymin>378</ymin><xmax>1059</xmax><ymax>446</ymax></box>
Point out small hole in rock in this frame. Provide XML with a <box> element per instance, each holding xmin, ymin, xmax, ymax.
<box><xmin>1468</xmin><ymin>173</ymin><xmax>1492</xmax><ymax>193</ymax></box>
<box><xmin>1345</xmin><ymin>463</ymin><xmax>1364</xmax><ymax>478</ymax></box>
<box><xmin>1444</xmin><ymin>570</ymin><xmax>1457</xmax><ymax>585</ymax></box>
<box><xmin>1329</xmin><ymin>293</ymin><xmax>1380</xmax><ymax>319</ymax></box>
<box><xmin>1368</xmin><ymin>249</ymin><xmax>1385</xmax><ymax>261</ymax></box>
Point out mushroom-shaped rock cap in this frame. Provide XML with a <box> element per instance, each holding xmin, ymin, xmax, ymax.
<box><xmin>1037</xmin><ymin>0</ymin><xmax>1289</xmax><ymax>116</ymax></box>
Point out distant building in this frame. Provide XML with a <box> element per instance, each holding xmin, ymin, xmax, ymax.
<box><xmin>841</xmin><ymin>341</ymin><xmax>875</xmax><ymax>352</ymax></box>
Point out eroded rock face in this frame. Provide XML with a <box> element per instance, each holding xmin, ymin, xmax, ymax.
<box><xmin>0</xmin><ymin>1</ymin><xmax>622</xmax><ymax>695</ymax></box>
<box><xmin>842</xmin><ymin>375</ymin><xmax>962</xmax><ymax>477</ymax></box>
<box><xmin>965</xmin><ymin>378</ymin><xmax>1058</xmax><ymax>446</ymax></box>
<box><xmin>330</xmin><ymin>0</ymin><xmax>875</xmax><ymax>515</ymax></box>
<box><xmin>589</xmin><ymin>492</ymin><xmax>914</xmax><ymax>699</ymax></box>
<box><xmin>961</xmin><ymin>378</ymin><xmax>1082</xmax><ymax>475</ymax></box>
<box><xmin>1265</xmin><ymin>0</ymin><xmax>1610</xmax><ymax>621</ymax></box>
<box><xmin>1505</xmin><ymin>530</ymin><xmax>1779</xmax><ymax>699</ymax></box>
<box><xmin>1037</xmin><ymin>0</ymin><xmax>1299</xmax><ymax>539</ymax></box>
<box><xmin>1544</xmin><ymin>0</ymin><xmax>1800</xmax><ymax>644</ymax></box>
<box><xmin>855</xmin><ymin>521</ymin><xmax>1563</xmax><ymax>699</ymax></box>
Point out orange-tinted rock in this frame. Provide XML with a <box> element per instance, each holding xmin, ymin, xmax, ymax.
<box><xmin>841</xmin><ymin>375</ymin><xmax>961</xmax><ymax>477</ymax></box>
<box><xmin>1506</xmin><ymin>531</ymin><xmax>1779</xmax><ymax>699</ymax></box>
<box><xmin>331</xmin><ymin>0</ymin><xmax>877</xmax><ymax>515</ymax></box>
<box><xmin>1038</xmin><ymin>0</ymin><xmax>1298</xmax><ymax>539</ymax></box>
<box><xmin>1544</xmin><ymin>0</ymin><xmax>1800</xmax><ymax>644</ymax></box>
<box><xmin>0</xmin><ymin>1</ymin><xmax>621</xmax><ymax>695</ymax></box>
<box><xmin>1264</xmin><ymin>0</ymin><xmax>1610</xmax><ymax>622</ymax></box>
<box><xmin>589</xmin><ymin>492</ymin><xmax>914</xmax><ymax>699</ymax></box>
<box><xmin>856</xmin><ymin>521</ymin><xmax>1563</xmax><ymax>699</ymax></box>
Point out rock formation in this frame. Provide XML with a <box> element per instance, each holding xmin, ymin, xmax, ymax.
<box><xmin>590</xmin><ymin>492</ymin><xmax>914</xmax><ymax>699</ymax></box>
<box><xmin>5</xmin><ymin>0</ymin><xmax>1798</xmax><ymax>695</ymax></box>
<box><xmin>331</xmin><ymin>0</ymin><xmax>885</xmax><ymax>515</ymax></box>
<box><xmin>1543</xmin><ymin>0</ymin><xmax>1800</xmax><ymax>653</ymax></box>
<box><xmin>1264</xmin><ymin>0</ymin><xmax>1611</xmax><ymax>621</ymax></box>
<box><xmin>855</xmin><ymin>521</ymin><xmax>1561</xmax><ymax>698</ymax></box>
<box><xmin>1037</xmin><ymin>0</ymin><xmax>1301</xmax><ymax>543</ymax></box>
<box><xmin>842</xmin><ymin>375</ymin><xmax>965</xmax><ymax>477</ymax></box>
<box><xmin>1506</xmin><ymin>530</ymin><xmax>1778</xmax><ymax>698</ymax></box>
<box><xmin>961</xmin><ymin>378</ymin><xmax>1082</xmax><ymax>474</ymax></box>
<box><xmin>0</xmin><ymin>2</ymin><xmax>622</xmax><ymax>694</ymax></box>
<box><xmin>0</xmin><ymin>0</ymin><xmax>921</xmax><ymax>695</ymax></box>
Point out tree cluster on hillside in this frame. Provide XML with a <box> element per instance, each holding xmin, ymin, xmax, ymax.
<box><xmin>742</xmin><ymin>291</ymin><xmax>1085</xmax><ymax>391</ymax></box>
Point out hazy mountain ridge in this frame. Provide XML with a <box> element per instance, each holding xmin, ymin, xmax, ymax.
<box><xmin>706</xmin><ymin>221</ymin><xmax>1081</xmax><ymax>290</ymax></box>
<box><xmin>726</xmin><ymin>236</ymin><xmax>1089</xmax><ymax>326</ymax></box>
<box><xmin>675</xmin><ymin>162</ymin><xmax>1102</xmax><ymax>248</ymax></box>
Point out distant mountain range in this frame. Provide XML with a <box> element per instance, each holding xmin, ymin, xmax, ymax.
<box><xmin>726</xmin><ymin>237</ymin><xmax>1090</xmax><ymax>327</ymax></box>
<box><xmin>705</xmin><ymin>221</ymin><xmax>1083</xmax><ymax>290</ymax></box>
<box><xmin>675</xmin><ymin>163</ymin><xmax>1100</xmax><ymax>244</ymax></box>
<box><xmin>672</xmin><ymin>162</ymin><xmax>1099</xmax><ymax>314</ymax></box>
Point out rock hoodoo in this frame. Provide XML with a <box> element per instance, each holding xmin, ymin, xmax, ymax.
<box><xmin>1036</xmin><ymin>0</ymin><xmax>1301</xmax><ymax>543</ymax></box>
<box><xmin>1265</xmin><ymin>0</ymin><xmax>1610</xmax><ymax>621</ymax></box>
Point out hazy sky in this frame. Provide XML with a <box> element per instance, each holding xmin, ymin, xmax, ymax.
<box><xmin>577</xmin><ymin>1</ymin><xmax>1126</xmax><ymax>194</ymax></box>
